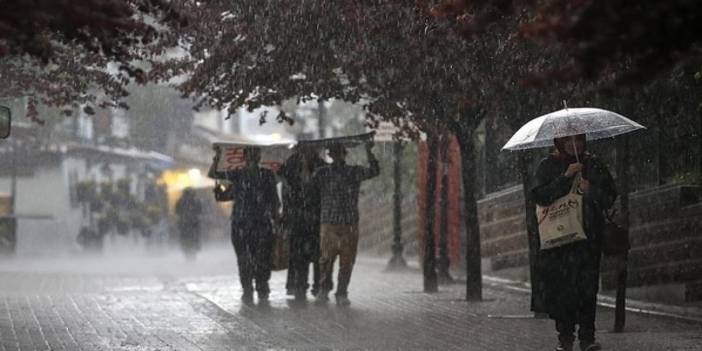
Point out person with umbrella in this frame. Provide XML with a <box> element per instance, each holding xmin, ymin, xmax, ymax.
<box><xmin>532</xmin><ymin>133</ymin><xmax>616</xmax><ymax>351</ymax></box>
<box><xmin>503</xmin><ymin>107</ymin><xmax>644</xmax><ymax>351</ymax></box>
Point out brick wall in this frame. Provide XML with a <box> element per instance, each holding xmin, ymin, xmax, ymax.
<box><xmin>601</xmin><ymin>185</ymin><xmax>702</xmax><ymax>298</ymax></box>
<box><xmin>478</xmin><ymin>185</ymin><xmax>530</xmax><ymax>272</ymax></box>
<box><xmin>478</xmin><ymin>184</ymin><xmax>702</xmax><ymax>302</ymax></box>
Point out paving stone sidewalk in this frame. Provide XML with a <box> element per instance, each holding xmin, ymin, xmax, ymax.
<box><xmin>0</xmin><ymin>251</ymin><xmax>700</xmax><ymax>351</ymax></box>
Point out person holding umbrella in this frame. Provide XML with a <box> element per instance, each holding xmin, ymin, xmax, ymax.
<box><xmin>532</xmin><ymin>134</ymin><xmax>617</xmax><ymax>351</ymax></box>
<box><xmin>503</xmin><ymin>106</ymin><xmax>644</xmax><ymax>351</ymax></box>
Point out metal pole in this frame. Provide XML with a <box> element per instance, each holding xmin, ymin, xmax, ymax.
<box><xmin>387</xmin><ymin>140</ymin><xmax>407</xmax><ymax>270</ymax></box>
<box><xmin>10</xmin><ymin>136</ymin><xmax>16</xmax><ymax>215</ymax></box>
<box><xmin>318</xmin><ymin>99</ymin><xmax>327</xmax><ymax>138</ymax></box>
<box><xmin>423</xmin><ymin>137</ymin><xmax>439</xmax><ymax>293</ymax></box>
<box><xmin>614</xmin><ymin>135</ymin><xmax>630</xmax><ymax>332</ymax></box>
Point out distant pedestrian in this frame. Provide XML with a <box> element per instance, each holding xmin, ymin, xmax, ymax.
<box><xmin>209</xmin><ymin>146</ymin><xmax>280</xmax><ymax>305</ymax></box>
<box><xmin>312</xmin><ymin>142</ymin><xmax>380</xmax><ymax>306</ymax></box>
<box><xmin>175</xmin><ymin>187</ymin><xmax>202</xmax><ymax>260</ymax></box>
<box><xmin>279</xmin><ymin>145</ymin><xmax>327</xmax><ymax>302</ymax></box>
<box><xmin>531</xmin><ymin>134</ymin><xmax>617</xmax><ymax>351</ymax></box>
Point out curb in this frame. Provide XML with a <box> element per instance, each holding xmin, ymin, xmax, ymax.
<box><xmin>483</xmin><ymin>275</ymin><xmax>702</xmax><ymax>325</ymax></box>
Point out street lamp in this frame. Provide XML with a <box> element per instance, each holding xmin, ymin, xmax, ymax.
<box><xmin>386</xmin><ymin>140</ymin><xmax>407</xmax><ymax>270</ymax></box>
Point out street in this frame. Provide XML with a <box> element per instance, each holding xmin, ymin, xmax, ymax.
<box><xmin>0</xmin><ymin>249</ymin><xmax>700</xmax><ymax>351</ymax></box>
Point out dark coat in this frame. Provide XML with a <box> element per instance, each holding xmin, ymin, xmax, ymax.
<box><xmin>531</xmin><ymin>153</ymin><xmax>617</xmax><ymax>320</ymax></box>
<box><xmin>210</xmin><ymin>166</ymin><xmax>279</xmax><ymax>224</ymax></box>
<box><xmin>278</xmin><ymin>153</ymin><xmax>325</xmax><ymax>233</ymax></box>
<box><xmin>175</xmin><ymin>192</ymin><xmax>202</xmax><ymax>228</ymax></box>
<box><xmin>175</xmin><ymin>191</ymin><xmax>203</xmax><ymax>249</ymax></box>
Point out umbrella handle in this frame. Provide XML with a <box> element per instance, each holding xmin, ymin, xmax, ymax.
<box><xmin>571</xmin><ymin>135</ymin><xmax>580</xmax><ymax>164</ymax></box>
<box><xmin>563</xmin><ymin>100</ymin><xmax>581</xmax><ymax>163</ymax></box>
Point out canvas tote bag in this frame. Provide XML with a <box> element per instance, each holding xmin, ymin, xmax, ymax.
<box><xmin>536</xmin><ymin>173</ymin><xmax>587</xmax><ymax>250</ymax></box>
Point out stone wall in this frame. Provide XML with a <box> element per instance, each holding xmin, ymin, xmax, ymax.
<box><xmin>478</xmin><ymin>184</ymin><xmax>702</xmax><ymax>302</ymax></box>
<box><xmin>478</xmin><ymin>185</ymin><xmax>530</xmax><ymax>272</ymax></box>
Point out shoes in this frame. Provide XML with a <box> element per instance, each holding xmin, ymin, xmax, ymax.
<box><xmin>555</xmin><ymin>342</ymin><xmax>573</xmax><ymax>351</ymax></box>
<box><xmin>241</xmin><ymin>292</ymin><xmax>254</xmax><ymax>306</ymax></box>
<box><xmin>315</xmin><ymin>292</ymin><xmax>329</xmax><ymax>305</ymax></box>
<box><xmin>579</xmin><ymin>341</ymin><xmax>602</xmax><ymax>351</ymax></box>
<box><xmin>294</xmin><ymin>291</ymin><xmax>307</xmax><ymax>302</ymax></box>
<box><xmin>258</xmin><ymin>292</ymin><xmax>269</xmax><ymax>303</ymax></box>
<box><xmin>335</xmin><ymin>295</ymin><xmax>351</xmax><ymax>307</ymax></box>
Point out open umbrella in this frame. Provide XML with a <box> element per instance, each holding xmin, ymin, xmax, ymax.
<box><xmin>501</xmin><ymin>107</ymin><xmax>645</xmax><ymax>151</ymax></box>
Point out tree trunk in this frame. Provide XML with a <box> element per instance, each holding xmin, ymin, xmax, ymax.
<box><xmin>423</xmin><ymin>135</ymin><xmax>439</xmax><ymax>293</ymax></box>
<box><xmin>456</xmin><ymin>127</ymin><xmax>482</xmax><ymax>301</ymax></box>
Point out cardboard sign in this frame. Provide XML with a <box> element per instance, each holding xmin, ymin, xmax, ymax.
<box><xmin>213</xmin><ymin>143</ymin><xmax>291</xmax><ymax>172</ymax></box>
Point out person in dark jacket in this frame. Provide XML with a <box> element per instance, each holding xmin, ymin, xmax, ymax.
<box><xmin>279</xmin><ymin>145</ymin><xmax>327</xmax><ymax>302</ymax></box>
<box><xmin>209</xmin><ymin>146</ymin><xmax>280</xmax><ymax>305</ymax></box>
<box><xmin>175</xmin><ymin>187</ymin><xmax>202</xmax><ymax>260</ymax></box>
<box><xmin>531</xmin><ymin>134</ymin><xmax>617</xmax><ymax>351</ymax></box>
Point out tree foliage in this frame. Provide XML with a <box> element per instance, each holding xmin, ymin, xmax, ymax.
<box><xmin>167</xmin><ymin>0</ymin><xmax>496</xmax><ymax>137</ymax></box>
<box><xmin>432</xmin><ymin>0</ymin><xmax>702</xmax><ymax>83</ymax></box>
<box><xmin>0</xmin><ymin>0</ymin><xmax>186</xmax><ymax>122</ymax></box>
<box><xmin>155</xmin><ymin>1</ymin><xmax>368</xmax><ymax>124</ymax></box>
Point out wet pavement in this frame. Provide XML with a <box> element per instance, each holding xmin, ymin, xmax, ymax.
<box><xmin>0</xmin><ymin>249</ymin><xmax>700</xmax><ymax>351</ymax></box>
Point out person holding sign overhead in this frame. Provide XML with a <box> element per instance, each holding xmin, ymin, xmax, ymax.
<box><xmin>209</xmin><ymin>146</ymin><xmax>280</xmax><ymax>306</ymax></box>
<box><xmin>312</xmin><ymin>140</ymin><xmax>380</xmax><ymax>307</ymax></box>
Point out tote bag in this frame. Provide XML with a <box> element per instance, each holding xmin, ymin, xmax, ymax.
<box><xmin>536</xmin><ymin>174</ymin><xmax>587</xmax><ymax>250</ymax></box>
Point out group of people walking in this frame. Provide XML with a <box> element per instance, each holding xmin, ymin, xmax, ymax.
<box><xmin>208</xmin><ymin>142</ymin><xmax>379</xmax><ymax>306</ymax></box>
<box><xmin>193</xmin><ymin>130</ymin><xmax>615</xmax><ymax>350</ymax></box>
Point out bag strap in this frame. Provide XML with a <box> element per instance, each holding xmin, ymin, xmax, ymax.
<box><xmin>569</xmin><ymin>172</ymin><xmax>582</xmax><ymax>194</ymax></box>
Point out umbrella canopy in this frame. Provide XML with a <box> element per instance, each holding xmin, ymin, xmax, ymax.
<box><xmin>502</xmin><ymin>108</ymin><xmax>646</xmax><ymax>151</ymax></box>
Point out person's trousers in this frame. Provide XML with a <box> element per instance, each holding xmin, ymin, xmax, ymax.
<box><xmin>555</xmin><ymin>292</ymin><xmax>598</xmax><ymax>344</ymax></box>
<box><xmin>286</xmin><ymin>219</ymin><xmax>332</xmax><ymax>294</ymax></box>
<box><xmin>231</xmin><ymin>221</ymin><xmax>273</xmax><ymax>297</ymax></box>
<box><xmin>318</xmin><ymin>224</ymin><xmax>358</xmax><ymax>297</ymax></box>
<box><xmin>287</xmin><ymin>234</ymin><xmax>314</xmax><ymax>292</ymax></box>
<box><xmin>286</xmin><ymin>253</ymin><xmax>332</xmax><ymax>295</ymax></box>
